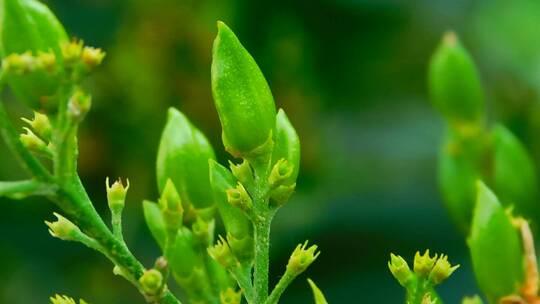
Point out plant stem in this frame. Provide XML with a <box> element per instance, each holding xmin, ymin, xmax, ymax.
<box><xmin>265</xmin><ymin>271</ymin><xmax>296</xmax><ymax>304</ymax></box>
<box><xmin>0</xmin><ymin>179</ymin><xmax>55</xmax><ymax>198</ymax></box>
<box><xmin>253</xmin><ymin>215</ymin><xmax>272</xmax><ymax>303</ymax></box>
<box><xmin>230</xmin><ymin>264</ymin><xmax>255</xmax><ymax>303</ymax></box>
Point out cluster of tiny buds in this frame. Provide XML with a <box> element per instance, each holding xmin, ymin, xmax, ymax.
<box><xmin>61</xmin><ymin>39</ymin><xmax>105</xmax><ymax>70</ymax></box>
<box><xmin>20</xmin><ymin>111</ymin><xmax>53</xmax><ymax>156</ymax></box>
<box><xmin>286</xmin><ymin>241</ymin><xmax>320</xmax><ymax>275</ymax></box>
<box><xmin>139</xmin><ymin>269</ymin><xmax>164</xmax><ymax>297</ymax></box>
<box><xmin>2</xmin><ymin>51</ymin><xmax>57</xmax><ymax>75</ymax></box>
<box><xmin>388</xmin><ymin>250</ymin><xmax>459</xmax><ymax>287</ymax></box>
<box><xmin>220</xmin><ymin>287</ymin><xmax>242</xmax><ymax>304</ymax></box>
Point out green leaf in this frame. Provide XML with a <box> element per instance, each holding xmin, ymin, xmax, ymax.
<box><xmin>307</xmin><ymin>279</ymin><xmax>328</xmax><ymax>304</ymax></box>
<box><xmin>211</xmin><ymin>21</ymin><xmax>276</xmax><ymax>156</ymax></box>
<box><xmin>428</xmin><ymin>32</ymin><xmax>484</xmax><ymax>123</ymax></box>
<box><xmin>438</xmin><ymin>134</ymin><xmax>480</xmax><ymax>233</ymax></box>
<box><xmin>156</xmin><ymin>107</ymin><xmax>216</xmax><ymax>211</ymax></box>
<box><xmin>142</xmin><ymin>200</ymin><xmax>167</xmax><ymax>250</ymax></box>
<box><xmin>468</xmin><ymin>181</ymin><xmax>523</xmax><ymax>302</ymax></box>
<box><xmin>491</xmin><ymin>124</ymin><xmax>539</xmax><ymax>224</ymax></box>
<box><xmin>0</xmin><ymin>0</ymin><xmax>68</xmax><ymax>108</ymax></box>
<box><xmin>272</xmin><ymin>109</ymin><xmax>301</xmax><ymax>184</ymax></box>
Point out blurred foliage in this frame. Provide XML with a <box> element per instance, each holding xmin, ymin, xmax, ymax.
<box><xmin>2</xmin><ymin>0</ymin><xmax>540</xmax><ymax>303</ymax></box>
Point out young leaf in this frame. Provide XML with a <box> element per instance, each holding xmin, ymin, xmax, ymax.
<box><xmin>156</xmin><ymin>107</ymin><xmax>216</xmax><ymax>212</ymax></box>
<box><xmin>142</xmin><ymin>200</ymin><xmax>167</xmax><ymax>250</ymax></box>
<box><xmin>211</xmin><ymin>21</ymin><xmax>276</xmax><ymax>157</ymax></box>
<box><xmin>272</xmin><ymin>109</ymin><xmax>301</xmax><ymax>185</ymax></box>
<box><xmin>491</xmin><ymin>124</ymin><xmax>539</xmax><ymax>225</ymax></box>
<box><xmin>468</xmin><ymin>181</ymin><xmax>523</xmax><ymax>302</ymax></box>
<box><xmin>307</xmin><ymin>279</ymin><xmax>328</xmax><ymax>304</ymax></box>
<box><xmin>0</xmin><ymin>0</ymin><xmax>68</xmax><ymax>108</ymax></box>
<box><xmin>428</xmin><ymin>32</ymin><xmax>484</xmax><ymax>123</ymax></box>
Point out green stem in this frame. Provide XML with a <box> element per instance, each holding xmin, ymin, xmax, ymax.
<box><xmin>0</xmin><ymin>179</ymin><xmax>55</xmax><ymax>199</ymax></box>
<box><xmin>265</xmin><ymin>271</ymin><xmax>296</xmax><ymax>304</ymax></box>
<box><xmin>253</xmin><ymin>215</ymin><xmax>272</xmax><ymax>303</ymax></box>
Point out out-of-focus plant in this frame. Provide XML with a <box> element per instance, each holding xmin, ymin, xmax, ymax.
<box><xmin>389</xmin><ymin>31</ymin><xmax>540</xmax><ymax>304</ymax></box>
<box><xmin>0</xmin><ymin>1</ymin><xmax>326</xmax><ymax>303</ymax></box>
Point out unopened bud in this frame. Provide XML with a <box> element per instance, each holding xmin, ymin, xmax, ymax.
<box><xmin>226</xmin><ymin>183</ymin><xmax>252</xmax><ymax>212</ymax></box>
<box><xmin>287</xmin><ymin>241</ymin><xmax>320</xmax><ymax>275</ymax></box>
<box><xmin>61</xmin><ymin>40</ymin><xmax>84</xmax><ymax>67</ymax></box>
<box><xmin>139</xmin><ymin>269</ymin><xmax>163</xmax><ymax>296</ymax></box>
<box><xmin>21</xmin><ymin>111</ymin><xmax>53</xmax><ymax>141</ymax></box>
<box><xmin>20</xmin><ymin>127</ymin><xmax>48</xmax><ymax>153</ymax></box>
<box><xmin>159</xmin><ymin>179</ymin><xmax>183</xmax><ymax>233</ymax></box>
<box><xmin>269</xmin><ymin>158</ymin><xmax>294</xmax><ymax>187</ymax></box>
<box><xmin>388</xmin><ymin>253</ymin><xmax>413</xmax><ymax>287</ymax></box>
<box><xmin>227</xmin><ymin>233</ymin><xmax>254</xmax><ymax>264</ymax></box>
<box><xmin>106</xmin><ymin>177</ymin><xmax>129</xmax><ymax>213</ymax></box>
<box><xmin>428</xmin><ymin>255</ymin><xmax>459</xmax><ymax>285</ymax></box>
<box><xmin>192</xmin><ymin>217</ymin><xmax>214</xmax><ymax>246</ymax></box>
<box><xmin>220</xmin><ymin>288</ymin><xmax>242</xmax><ymax>304</ymax></box>
<box><xmin>45</xmin><ymin>213</ymin><xmax>82</xmax><ymax>241</ymax></box>
<box><xmin>229</xmin><ymin>159</ymin><xmax>254</xmax><ymax>188</ymax></box>
<box><xmin>269</xmin><ymin>183</ymin><xmax>296</xmax><ymax>207</ymax></box>
<box><xmin>36</xmin><ymin>51</ymin><xmax>57</xmax><ymax>73</ymax></box>
<box><xmin>3</xmin><ymin>52</ymin><xmax>36</xmax><ymax>74</ymax></box>
<box><xmin>68</xmin><ymin>90</ymin><xmax>91</xmax><ymax>121</ymax></box>
<box><xmin>414</xmin><ymin>250</ymin><xmax>437</xmax><ymax>277</ymax></box>
<box><xmin>208</xmin><ymin>235</ymin><xmax>237</xmax><ymax>269</ymax></box>
<box><xmin>81</xmin><ymin>46</ymin><xmax>106</xmax><ymax>70</ymax></box>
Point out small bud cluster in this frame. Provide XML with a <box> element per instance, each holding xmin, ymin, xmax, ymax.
<box><xmin>20</xmin><ymin>111</ymin><xmax>54</xmax><ymax>157</ymax></box>
<box><xmin>61</xmin><ymin>39</ymin><xmax>105</xmax><ymax>71</ymax></box>
<box><xmin>3</xmin><ymin>51</ymin><xmax>57</xmax><ymax>75</ymax></box>
<box><xmin>389</xmin><ymin>251</ymin><xmax>459</xmax><ymax>291</ymax></box>
<box><xmin>286</xmin><ymin>241</ymin><xmax>320</xmax><ymax>275</ymax></box>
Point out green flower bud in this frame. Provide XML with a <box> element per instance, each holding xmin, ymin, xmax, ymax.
<box><xmin>157</xmin><ymin>108</ymin><xmax>216</xmax><ymax>211</ymax></box>
<box><xmin>208</xmin><ymin>235</ymin><xmax>237</xmax><ymax>269</ymax></box>
<box><xmin>139</xmin><ymin>269</ymin><xmax>163</xmax><ymax>296</ymax></box>
<box><xmin>2</xmin><ymin>51</ymin><xmax>37</xmax><ymax>74</ymax></box>
<box><xmin>226</xmin><ymin>233</ymin><xmax>254</xmax><ymax>264</ymax></box>
<box><xmin>268</xmin><ymin>158</ymin><xmax>294</xmax><ymax>188</ymax></box>
<box><xmin>211</xmin><ymin>21</ymin><xmax>276</xmax><ymax>157</ymax></box>
<box><xmin>229</xmin><ymin>159</ymin><xmax>254</xmax><ymax>189</ymax></box>
<box><xmin>307</xmin><ymin>279</ymin><xmax>329</xmax><ymax>304</ymax></box>
<box><xmin>428</xmin><ymin>255</ymin><xmax>459</xmax><ymax>285</ymax></box>
<box><xmin>106</xmin><ymin>177</ymin><xmax>129</xmax><ymax>213</ymax></box>
<box><xmin>220</xmin><ymin>288</ymin><xmax>241</xmax><ymax>304</ymax></box>
<box><xmin>20</xmin><ymin>126</ymin><xmax>48</xmax><ymax>152</ymax></box>
<box><xmin>81</xmin><ymin>46</ymin><xmax>105</xmax><ymax>70</ymax></box>
<box><xmin>413</xmin><ymin>250</ymin><xmax>437</xmax><ymax>278</ymax></box>
<box><xmin>388</xmin><ymin>253</ymin><xmax>413</xmax><ymax>287</ymax></box>
<box><xmin>159</xmin><ymin>179</ymin><xmax>183</xmax><ymax>235</ymax></box>
<box><xmin>491</xmin><ymin>124</ymin><xmax>539</xmax><ymax>224</ymax></box>
<box><xmin>1</xmin><ymin>0</ymin><xmax>68</xmax><ymax>108</ymax></box>
<box><xmin>269</xmin><ymin>183</ymin><xmax>296</xmax><ymax>207</ymax></box>
<box><xmin>142</xmin><ymin>200</ymin><xmax>167</xmax><ymax>250</ymax></box>
<box><xmin>21</xmin><ymin>111</ymin><xmax>52</xmax><ymax>141</ymax></box>
<box><xmin>428</xmin><ymin>32</ymin><xmax>484</xmax><ymax>123</ymax></box>
<box><xmin>208</xmin><ymin>160</ymin><xmax>252</xmax><ymax>241</ymax></box>
<box><xmin>61</xmin><ymin>39</ymin><xmax>83</xmax><ymax>68</ymax></box>
<box><xmin>49</xmin><ymin>294</ymin><xmax>87</xmax><ymax>304</ymax></box>
<box><xmin>68</xmin><ymin>89</ymin><xmax>91</xmax><ymax>121</ymax></box>
<box><xmin>469</xmin><ymin>181</ymin><xmax>523</xmax><ymax>302</ymax></box>
<box><xmin>438</xmin><ymin>134</ymin><xmax>480</xmax><ymax>233</ymax></box>
<box><xmin>191</xmin><ymin>216</ymin><xmax>215</xmax><ymax>247</ymax></box>
<box><xmin>226</xmin><ymin>182</ymin><xmax>253</xmax><ymax>212</ymax></box>
<box><xmin>272</xmin><ymin>109</ymin><xmax>300</xmax><ymax>183</ymax></box>
<box><xmin>45</xmin><ymin>212</ymin><xmax>82</xmax><ymax>242</ymax></box>
<box><xmin>286</xmin><ymin>241</ymin><xmax>320</xmax><ymax>275</ymax></box>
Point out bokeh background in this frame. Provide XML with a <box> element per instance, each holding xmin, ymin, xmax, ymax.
<box><xmin>2</xmin><ymin>0</ymin><xmax>540</xmax><ymax>302</ymax></box>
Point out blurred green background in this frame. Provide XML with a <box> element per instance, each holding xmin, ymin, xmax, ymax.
<box><xmin>3</xmin><ymin>0</ymin><xmax>540</xmax><ymax>302</ymax></box>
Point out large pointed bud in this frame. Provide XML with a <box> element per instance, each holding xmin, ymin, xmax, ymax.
<box><xmin>157</xmin><ymin>108</ymin><xmax>216</xmax><ymax>216</ymax></box>
<box><xmin>0</xmin><ymin>0</ymin><xmax>68</xmax><ymax>109</ymax></box>
<box><xmin>211</xmin><ymin>21</ymin><xmax>276</xmax><ymax>157</ymax></box>
<box><xmin>490</xmin><ymin>124</ymin><xmax>539</xmax><ymax>225</ymax></box>
<box><xmin>468</xmin><ymin>182</ymin><xmax>523</xmax><ymax>302</ymax></box>
<box><xmin>428</xmin><ymin>32</ymin><xmax>484</xmax><ymax>123</ymax></box>
<box><xmin>438</xmin><ymin>134</ymin><xmax>480</xmax><ymax>233</ymax></box>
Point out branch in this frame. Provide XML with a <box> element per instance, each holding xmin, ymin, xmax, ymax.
<box><xmin>0</xmin><ymin>179</ymin><xmax>56</xmax><ymax>199</ymax></box>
